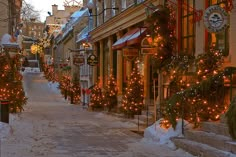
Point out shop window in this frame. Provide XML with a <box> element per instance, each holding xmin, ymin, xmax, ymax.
<box><xmin>208</xmin><ymin>0</ymin><xmax>229</xmax><ymax>56</ymax></box>
<box><xmin>179</xmin><ymin>0</ymin><xmax>195</xmax><ymax>55</ymax></box>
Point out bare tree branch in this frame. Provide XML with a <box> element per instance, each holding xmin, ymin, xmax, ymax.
<box><xmin>21</xmin><ymin>0</ymin><xmax>41</xmax><ymax>21</ymax></box>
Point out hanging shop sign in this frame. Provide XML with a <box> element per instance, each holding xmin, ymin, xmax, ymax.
<box><xmin>141</xmin><ymin>48</ymin><xmax>157</xmax><ymax>54</ymax></box>
<box><xmin>87</xmin><ymin>54</ymin><xmax>98</xmax><ymax>66</ymax></box>
<box><xmin>73</xmin><ymin>54</ymin><xmax>84</xmax><ymax>66</ymax></box>
<box><xmin>140</xmin><ymin>37</ymin><xmax>157</xmax><ymax>54</ymax></box>
<box><xmin>203</xmin><ymin>5</ymin><xmax>229</xmax><ymax>33</ymax></box>
<box><xmin>123</xmin><ymin>48</ymin><xmax>139</xmax><ymax>57</ymax></box>
<box><xmin>123</xmin><ymin>47</ymin><xmax>139</xmax><ymax>61</ymax></box>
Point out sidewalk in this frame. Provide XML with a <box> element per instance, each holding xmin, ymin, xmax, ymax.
<box><xmin>102</xmin><ymin>111</ymin><xmax>150</xmax><ymax>135</ymax></box>
<box><xmin>0</xmin><ymin>122</ymin><xmax>11</xmax><ymax>140</ymax></box>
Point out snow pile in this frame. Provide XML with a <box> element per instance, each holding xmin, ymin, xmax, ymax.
<box><xmin>48</xmin><ymin>82</ymin><xmax>60</xmax><ymax>94</ymax></box>
<box><xmin>0</xmin><ymin>122</ymin><xmax>11</xmax><ymax>140</ymax></box>
<box><xmin>22</xmin><ymin>67</ymin><xmax>40</xmax><ymax>73</ymax></box>
<box><xmin>144</xmin><ymin>119</ymin><xmax>193</xmax><ymax>145</ymax></box>
<box><xmin>95</xmin><ymin>112</ymin><xmax>137</xmax><ymax>128</ymax></box>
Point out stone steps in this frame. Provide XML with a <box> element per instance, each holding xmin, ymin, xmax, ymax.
<box><xmin>171</xmin><ymin>120</ymin><xmax>236</xmax><ymax>157</ymax></box>
<box><xmin>201</xmin><ymin>121</ymin><xmax>230</xmax><ymax>137</ymax></box>
<box><xmin>185</xmin><ymin>130</ymin><xmax>236</xmax><ymax>154</ymax></box>
<box><xmin>172</xmin><ymin>137</ymin><xmax>236</xmax><ymax>157</ymax></box>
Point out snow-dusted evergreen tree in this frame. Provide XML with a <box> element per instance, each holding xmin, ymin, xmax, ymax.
<box><xmin>0</xmin><ymin>53</ymin><xmax>27</xmax><ymax>112</ymax></box>
<box><xmin>90</xmin><ymin>80</ymin><xmax>104</xmax><ymax>111</ymax></box>
<box><xmin>122</xmin><ymin>60</ymin><xmax>144</xmax><ymax>117</ymax></box>
<box><xmin>103</xmin><ymin>69</ymin><xmax>118</xmax><ymax>112</ymax></box>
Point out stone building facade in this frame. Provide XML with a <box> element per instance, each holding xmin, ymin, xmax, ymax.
<box><xmin>87</xmin><ymin>0</ymin><xmax>236</xmax><ymax>119</ymax></box>
<box><xmin>0</xmin><ymin>0</ymin><xmax>22</xmax><ymax>44</ymax></box>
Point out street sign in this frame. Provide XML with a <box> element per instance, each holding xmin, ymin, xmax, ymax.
<box><xmin>87</xmin><ymin>54</ymin><xmax>98</xmax><ymax>66</ymax></box>
<box><xmin>73</xmin><ymin>54</ymin><xmax>85</xmax><ymax>66</ymax></box>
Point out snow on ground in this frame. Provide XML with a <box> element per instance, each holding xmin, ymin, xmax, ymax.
<box><xmin>22</xmin><ymin>67</ymin><xmax>40</xmax><ymax>73</ymax></box>
<box><xmin>44</xmin><ymin>82</ymin><xmax>194</xmax><ymax>151</ymax></box>
<box><xmin>0</xmin><ymin>78</ymin><xmax>195</xmax><ymax>157</ymax></box>
<box><xmin>0</xmin><ymin>122</ymin><xmax>11</xmax><ymax>140</ymax></box>
<box><xmin>95</xmin><ymin>112</ymin><xmax>137</xmax><ymax>128</ymax></box>
<box><xmin>94</xmin><ymin>112</ymin><xmax>193</xmax><ymax>148</ymax></box>
<box><xmin>144</xmin><ymin>119</ymin><xmax>193</xmax><ymax>144</ymax></box>
<box><xmin>93</xmin><ymin>112</ymin><xmax>195</xmax><ymax>156</ymax></box>
<box><xmin>47</xmin><ymin>81</ymin><xmax>60</xmax><ymax>94</ymax></box>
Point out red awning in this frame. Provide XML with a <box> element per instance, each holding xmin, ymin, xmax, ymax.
<box><xmin>112</xmin><ymin>28</ymin><xmax>147</xmax><ymax>50</ymax></box>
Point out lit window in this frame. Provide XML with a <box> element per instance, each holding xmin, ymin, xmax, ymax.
<box><xmin>180</xmin><ymin>0</ymin><xmax>195</xmax><ymax>55</ymax></box>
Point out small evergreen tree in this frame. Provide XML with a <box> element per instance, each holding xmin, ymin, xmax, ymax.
<box><xmin>90</xmin><ymin>80</ymin><xmax>104</xmax><ymax>111</ymax></box>
<box><xmin>103</xmin><ymin>70</ymin><xmax>118</xmax><ymax>112</ymax></box>
<box><xmin>69</xmin><ymin>78</ymin><xmax>81</xmax><ymax>104</ymax></box>
<box><xmin>122</xmin><ymin>61</ymin><xmax>144</xmax><ymax>118</ymax></box>
<box><xmin>0</xmin><ymin>53</ymin><xmax>27</xmax><ymax>113</ymax></box>
<box><xmin>58</xmin><ymin>74</ymin><xmax>71</xmax><ymax>100</ymax></box>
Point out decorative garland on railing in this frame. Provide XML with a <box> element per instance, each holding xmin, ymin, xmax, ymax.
<box><xmin>161</xmin><ymin>49</ymin><xmax>227</xmax><ymax>129</ymax></box>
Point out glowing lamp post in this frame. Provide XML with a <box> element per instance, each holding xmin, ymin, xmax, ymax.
<box><xmin>30</xmin><ymin>44</ymin><xmax>42</xmax><ymax>69</ymax></box>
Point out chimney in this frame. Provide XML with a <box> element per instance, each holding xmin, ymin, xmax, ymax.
<box><xmin>52</xmin><ymin>4</ymin><xmax>58</xmax><ymax>15</ymax></box>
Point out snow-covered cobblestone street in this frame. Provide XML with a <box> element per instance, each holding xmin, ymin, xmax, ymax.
<box><xmin>0</xmin><ymin>72</ymin><xmax>194</xmax><ymax>157</ymax></box>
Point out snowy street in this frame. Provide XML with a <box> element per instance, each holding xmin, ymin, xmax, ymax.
<box><xmin>0</xmin><ymin>72</ymin><xmax>194</xmax><ymax>157</ymax></box>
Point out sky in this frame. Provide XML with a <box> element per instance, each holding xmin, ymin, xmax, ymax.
<box><xmin>24</xmin><ymin>0</ymin><xmax>82</xmax><ymax>22</ymax></box>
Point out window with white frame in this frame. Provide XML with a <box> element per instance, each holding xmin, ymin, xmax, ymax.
<box><xmin>104</xmin><ymin>0</ymin><xmax>107</xmax><ymax>17</ymax></box>
<box><xmin>97</xmin><ymin>7</ymin><xmax>100</xmax><ymax>26</ymax></box>
<box><xmin>122</xmin><ymin>0</ymin><xmax>126</xmax><ymax>10</ymax></box>
<box><xmin>112</xmin><ymin>0</ymin><xmax>116</xmax><ymax>16</ymax></box>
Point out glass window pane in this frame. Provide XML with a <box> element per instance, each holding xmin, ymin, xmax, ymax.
<box><xmin>180</xmin><ymin>0</ymin><xmax>195</xmax><ymax>54</ymax></box>
<box><xmin>216</xmin><ymin>32</ymin><xmax>225</xmax><ymax>49</ymax></box>
<box><xmin>211</xmin><ymin>0</ymin><xmax>218</xmax><ymax>5</ymax></box>
<box><xmin>182</xmin><ymin>0</ymin><xmax>188</xmax><ymax>16</ymax></box>
<box><xmin>188</xmin><ymin>0</ymin><xmax>194</xmax><ymax>12</ymax></box>
<box><xmin>188</xmin><ymin>15</ymin><xmax>194</xmax><ymax>35</ymax></box>
<box><xmin>188</xmin><ymin>37</ymin><xmax>194</xmax><ymax>54</ymax></box>
<box><xmin>182</xmin><ymin>17</ymin><xmax>187</xmax><ymax>36</ymax></box>
<box><xmin>183</xmin><ymin>38</ymin><xmax>187</xmax><ymax>52</ymax></box>
<box><xmin>211</xmin><ymin>33</ymin><xmax>217</xmax><ymax>46</ymax></box>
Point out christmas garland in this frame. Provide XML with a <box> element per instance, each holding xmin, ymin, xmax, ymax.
<box><xmin>162</xmin><ymin>49</ymin><xmax>226</xmax><ymax>129</ymax></box>
<box><xmin>146</xmin><ymin>4</ymin><xmax>177</xmax><ymax>70</ymax></box>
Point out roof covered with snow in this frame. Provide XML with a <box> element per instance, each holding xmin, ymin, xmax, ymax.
<box><xmin>58</xmin><ymin>8</ymin><xmax>89</xmax><ymax>42</ymax></box>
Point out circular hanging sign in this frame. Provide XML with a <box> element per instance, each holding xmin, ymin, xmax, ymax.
<box><xmin>203</xmin><ymin>5</ymin><xmax>229</xmax><ymax>33</ymax></box>
<box><xmin>87</xmin><ymin>54</ymin><xmax>98</xmax><ymax>66</ymax></box>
